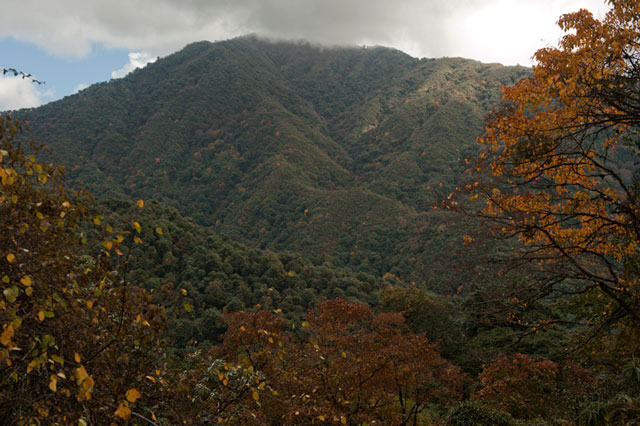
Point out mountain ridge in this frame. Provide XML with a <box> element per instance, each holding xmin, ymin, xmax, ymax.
<box><xmin>17</xmin><ymin>36</ymin><xmax>529</xmax><ymax>286</ymax></box>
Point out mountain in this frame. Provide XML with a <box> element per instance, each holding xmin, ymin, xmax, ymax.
<box><xmin>96</xmin><ymin>198</ymin><xmax>378</xmax><ymax>348</ymax></box>
<box><xmin>18</xmin><ymin>36</ymin><xmax>529</xmax><ymax>287</ymax></box>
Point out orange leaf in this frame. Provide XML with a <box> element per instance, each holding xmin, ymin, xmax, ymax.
<box><xmin>0</xmin><ymin>324</ymin><xmax>15</xmax><ymax>346</ymax></box>
<box><xmin>125</xmin><ymin>388</ymin><xmax>141</xmax><ymax>403</ymax></box>
<box><xmin>115</xmin><ymin>402</ymin><xmax>132</xmax><ymax>420</ymax></box>
<box><xmin>49</xmin><ymin>375</ymin><xmax>58</xmax><ymax>392</ymax></box>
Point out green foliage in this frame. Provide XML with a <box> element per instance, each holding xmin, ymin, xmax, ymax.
<box><xmin>16</xmin><ymin>37</ymin><xmax>528</xmax><ymax>286</ymax></box>
<box><xmin>95</xmin><ymin>198</ymin><xmax>378</xmax><ymax>347</ymax></box>
<box><xmin>444</xmin><ymin>400</ymin><xmax>515</xmax><ymax>426</ymax></box>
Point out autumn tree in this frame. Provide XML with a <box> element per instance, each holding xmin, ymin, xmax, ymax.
<box><xmin>473</xmin><ymin>354</ymin><xmax>594</xmax><ymax>421</ymax></box>
<box><xmin>214</xmin><ymin>299</ymin><xmax>464</xmax><ymax>425</ymax></box>
<box><xmin>453</xmin><ymin>0</ymin><xmax>640</xmax><ymax>356</ymax></box>
<box><xmin>0</xmin><ymin>115</ymin><xmax>167</xmax><ymax>425</ymax></box>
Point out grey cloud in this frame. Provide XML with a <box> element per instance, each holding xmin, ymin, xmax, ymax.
<box><xmin>0</xmin><ymin>0</ymin><xmax>607</xmax><ymax>64</ymax></box>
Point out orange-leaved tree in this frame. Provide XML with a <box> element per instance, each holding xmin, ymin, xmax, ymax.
<box><xmin>452</xmin><ymin>0</ymin><xmax>640</xmax><ymax>353</ymax></box>
<box><xmin>0</xmin><ymin>115</ymin><xmax>167</xmax><ymax>425</ymax></box>
<box><xmin>215</xmin><ymin>299</ymin><xmax>464</xmax><ymax>425</ymax></box>
<box><xmin>473</xmin><ymin>354</ymin><xmax>593</xmax><ymax>421</ymax></box>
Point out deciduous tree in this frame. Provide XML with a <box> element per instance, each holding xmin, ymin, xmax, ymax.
<box><xmin>0</xmin><ymin>115</ymin><xmax>167</xmax><ymax>425</ymax></box>
<box><xmin>453</xmin><ymin>0</ymin><xmax>640</xmax><ymax>354</ymax></box>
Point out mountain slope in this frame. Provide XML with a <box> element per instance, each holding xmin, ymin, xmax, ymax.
<box><xmin>18</xmin><ymin>36</ymin><xmax>529</xmax><ymax>286</ymax></box>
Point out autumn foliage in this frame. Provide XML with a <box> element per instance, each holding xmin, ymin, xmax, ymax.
<box><xmin>212</xmin><ymin>299</ymin><xmax>464</xmax><ymax>425</ymax></box>
<box><xmin>451</xmin><ymin>0</ymin><xmax>640</xmax><ymax>353</ymax></box>
<box><xmin>0</xmin><ymin>115</ymin><xmax>166</xmax><ymax>424</ymax></box>
<box><xmin>9</xmin><ymin>1</ymin><xmax>640</xmax><ymax>424</ymax></box>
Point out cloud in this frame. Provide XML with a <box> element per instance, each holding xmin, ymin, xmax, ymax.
<box><xmin>72</xmin><ymin>83</ymin><xmax>89</xmax><ymax>93</ymax></box>
<box><xmin>0</xmin><ymin>75</ymin><xmax>54</xmax><ymax>111</ymax></box>
<box><xmin>111</xmin><ymin>52</ymin><xmax>157</xmax><ymax>79</ymax></box>
<box><xmin>0</xmin><ymin>0</ymin><xmax>610</xmax><ymax>65</ymax></box>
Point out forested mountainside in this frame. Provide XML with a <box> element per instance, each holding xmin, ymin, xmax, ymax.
<box><xmin>17</xmin><ymin>36</ymin><xmax>529</xmax><ymax>286</ymax></box>
<box><xmin>6</xmin><ymin>2</ymin><xmax>640</xmax><ymax>421</ymax></box>
<box><xmin>97</xmin><ymin>198</ymin><xmax>378</xmax><ymax>348</ymax></box>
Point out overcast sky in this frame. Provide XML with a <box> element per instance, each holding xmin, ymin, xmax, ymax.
<box><xmin>0</xmin><ymin>0</ymin><xmax>609</xmax><ymax>111</ymax></box>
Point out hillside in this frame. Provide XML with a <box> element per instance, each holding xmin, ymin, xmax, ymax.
<box><xmin>17</xmin><ymin>36</ymin><xmax>529</xmax><ymax>286</ymax></box>
<box><xmin>95</xmin><ymin>198</ymin><xmax>378</xmax><ymax>348</ymax></box>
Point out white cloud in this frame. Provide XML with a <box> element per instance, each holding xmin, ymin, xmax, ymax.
<box><xmin>0</xmin><ymin>0</ymin><xmax>611</xmax><ymax>65</ymax></box>
<box><xmin>72</xmin><ymin>83</ymin><xmax>89</xmax><ymax>93</ymax></box>
<box><xmin>0</xmin><ymin>75</ymin><xmax>54</xmax><ymax>111</ymax></box>
<box><xmin>111</xmin><ymin>52</ymin><xmax>157</xmax><ymax>79</ymax></box>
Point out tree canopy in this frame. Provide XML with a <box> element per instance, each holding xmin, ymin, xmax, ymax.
<box><xmin>455</xmin><ymin>0</ymin><xmax>640</xmax><ymax>361</ymax></box>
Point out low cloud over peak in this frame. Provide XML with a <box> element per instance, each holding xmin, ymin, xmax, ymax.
<box><xmin>1</xmin><ymin>0</ymin><xmax>609</xmax><ymax>66</ymax></box>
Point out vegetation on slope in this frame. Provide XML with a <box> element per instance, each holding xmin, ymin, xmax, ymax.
<box><xmin>17</xmin><ymin>37</ymin><xmax>528</xmax><ymax>286</ymax></box>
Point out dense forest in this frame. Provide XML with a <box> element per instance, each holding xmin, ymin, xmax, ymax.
<box><xmin>2</xmin><ymin>1</ymin><xmax>640</xmax><ymax>424</ymax></box>
<box><xmin>16</xmin><ymin>36</ymin><xmax>529</xmax><ymax>287</ymax></box>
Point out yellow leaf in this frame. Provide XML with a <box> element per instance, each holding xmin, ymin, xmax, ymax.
<box><xmin>82</xmin><ymin>376</ymin><xmax>94</xmax><ymax>392</ymax></box>
<box><xmin>49</xmin><ymin>375</ymin><xmax>58</xmax><ymax>392</ymax></box>
<box><xmin>341</xmin><ymin>416</ymin><xmax>347</xmax><ymax>424</ymax></box>
<box><xmin>25</xmin><ymin>287</ymin><xmax>33</xmax><ymax>296</ymax></box>
<box><xmin>74</xmin><ymin>353</ymin><xmax>81</xmax><ymax>363</ymax></box>
<box><xmin>115</xmin><ymin>402</ymin><xmax>132</xmax><ymax>420</ymax></box>
<box><xmin>155</xmin><ymin>226</ymin><xmax>163</xmax><ymax>235</ymax></box>
<box><xmin>125</xmin><ymin>388</ymin><xmax>141</xmax><ymax>403</ymax></box>
<box><xmin>136</xmin><ymin>199</ymin><xmax>144</xmax><ymax>208</ymax></box>
<box><xmin>1</xmin><ymin>324</ymin><xmax>14</xmax><ymax>346</ymax></box>
<box><xmin>181</xmin><ymin>288</ymin><xmax>187</xmax><ymax>296</ymax></box>
<box><xmin>27</xmin><ymin>359</ymin><xmax>38</xmax><ymax>373</ymax></box>
<box><xmin>6</xmin><ymin>253</ymin><xmax>15</xmax><ymax>263</ymax></box>
<box><xmin>38</xmin><ymin>311</ymin><xmax>45</xmax><ymax>322</ymax></box>
<box><xmin>93</xmin><ymin>216</ymin><xmax>101</xmax><ymax>225</ymax></box>
<box><xmin>20</xmin><ymin>276</ymin><xmax>31</xmax><ymax>286</ymax></box>
<box><xmin>75</xmin><ymin>365</ymin><xmax>88</xmax><ymax>384</ymax></box>
<box><xmin>132</xmin><ymin>221</ymin><xmax>142</xmax><ymax>233</ymax></box>
<box><xmin>301</xmin><ymin>321</ymin><xmax>310</xmax><ymax>328</ymax></box>
<box><xmin>341</xmin><ymin>351</ymin><xmax>347</xmax><ymax>359</ymax></box>
<box><xmin>252</xmin><ymin>391</ymin><xmax>259</xmax><ymax>401</ymax></box>
<box><xmin>145</xmin><ymin>375</ymin><xmax>156</xmax><ymax>383</ymax></box>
